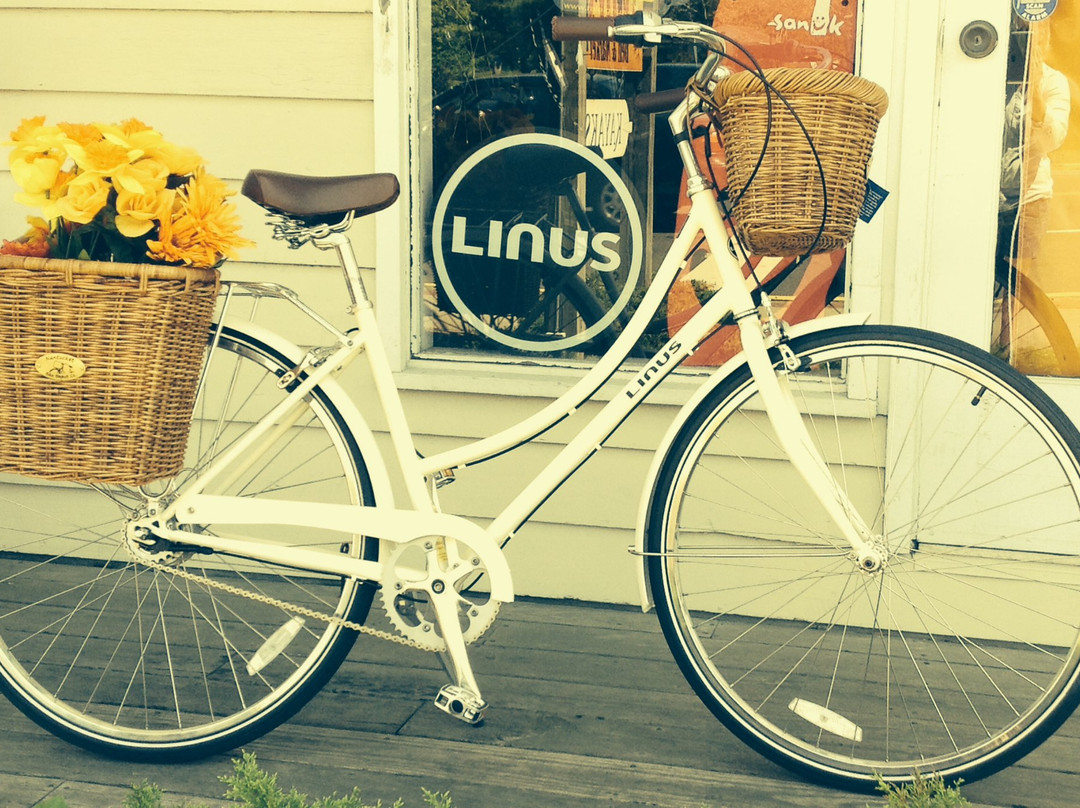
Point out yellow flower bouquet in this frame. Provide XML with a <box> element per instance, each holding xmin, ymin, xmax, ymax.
<box><xmin>0</xmin><ymin>116</ymin><xmax>248</xmax><ymax>485</ymax></box>
<box><xmin>2</xmin><ymin>116</ymin><xmax>252</xmax><ymax>267</ymax></box>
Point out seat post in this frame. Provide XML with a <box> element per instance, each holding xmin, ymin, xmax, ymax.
<box><xmin>317</xmin><ymin>231</ymin><xmax>372</xmax><ymax>310</ymax></box>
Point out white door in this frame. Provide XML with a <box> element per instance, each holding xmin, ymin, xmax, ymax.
<box><xmin>903</xmin><ymin>0</ymin><xmax>1080</xmax><ymax>413</ymax></box>
<box><xmin>875</xmin><ymin>0</ymin><xmax>1080</xmax><ymax>557</ymax></box>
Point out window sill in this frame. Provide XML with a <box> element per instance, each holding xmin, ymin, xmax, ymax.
<box><xmin>393</xmin><ymin>354</ymin><xmax>717</xmax><ymax>407</ymax></box>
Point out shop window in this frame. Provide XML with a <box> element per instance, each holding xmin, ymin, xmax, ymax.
<box><xmin>419</xmin><ymin>0</ymin><xmax>864</xmax><ymax>365</ymax></box>
<box><xmin>991</xmin><ymin>8</ymin><xmax>1080</xmax><ymax>377</ymax></box>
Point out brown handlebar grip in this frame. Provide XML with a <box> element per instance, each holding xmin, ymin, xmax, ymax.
<box><xmin>635</xmin><ymin>87</ymin><xmax>686</xmax><ymax>115</ymax></box>
<box><xmin>551</xmin><ymin>15</ymin><xmax>616</xmax><ymax>42</ymax></box>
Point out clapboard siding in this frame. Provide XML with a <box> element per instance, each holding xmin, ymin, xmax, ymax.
<box><xmin>0</xmin><ymin>93</ymin><xmax>374</xmax><ymax>179</ymax></box>
<box><xmin>0</xmin><ymin>9</ymin><xmax>371</xmax><ymax>100</ymax></box>
<box><xmin>0</xmin><ymin>1</ymin><xmax>367</xmax><ymax>10</ymax></box>
<box><xmin>0</xmin><ymin>3</ymin><xmax>664</xmax><ymax>604</ymax></box>
<box><xmin>0</xmin><ymin>5</ymin><xmax>375</xmax><ymax>269</ymax></box>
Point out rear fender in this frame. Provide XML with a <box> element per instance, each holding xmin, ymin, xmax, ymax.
<box><xmin>217</xmin><ymin>318</ymin><xmax>396</xmax><ymax>507</ymax></box>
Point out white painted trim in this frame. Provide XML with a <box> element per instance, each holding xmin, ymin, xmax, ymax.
<box><xmin>372</xmin><ymin>0</ymin><xmax>411</xmax><ymax>370</ymax></box>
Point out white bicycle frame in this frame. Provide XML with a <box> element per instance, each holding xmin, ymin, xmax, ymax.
<box><xmin>148</xmin><ymin>53</ymin><xmax>879</xmax><ymax>710</ymax></box>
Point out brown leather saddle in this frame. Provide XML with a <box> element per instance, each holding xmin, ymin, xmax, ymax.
<box><xmin>242</xmin><ymin>169</ymin><xmax>400</xmax><ymax>226</ymax></box>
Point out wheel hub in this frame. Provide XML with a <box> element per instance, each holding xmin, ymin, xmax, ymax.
<box><xmin>123</xmin><ymin>498</ymin><xmax>192</xmax><ymax>568</ymax></box>
<box><xmin>855</xmin><ymin>536</ymin><xmax>890</xmax><ymax>574</ymax></box>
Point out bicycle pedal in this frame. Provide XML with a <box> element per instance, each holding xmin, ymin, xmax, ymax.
<box><xmin>434</xmin><ymin>684</ymin><xmax>487</xmax><ymax>725</ymax></box>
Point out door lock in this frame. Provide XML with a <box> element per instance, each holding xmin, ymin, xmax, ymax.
<box><xmin>959</xmin><ymin>20</ymin><xmax>999</xmax><ymax>59</ymax></box>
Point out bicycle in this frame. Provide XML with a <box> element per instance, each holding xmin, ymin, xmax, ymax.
<box><xmin>3</xmin><ymin>12</ymin><xmax>1080</xmax><ymax>794</ymax></box>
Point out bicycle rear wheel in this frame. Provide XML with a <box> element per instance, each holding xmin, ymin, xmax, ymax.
<box><xmin>0</xmin><ymin>325</ymin><xmax>378</xmax><ymax>760</ymax></box>
<box><xmin>647</xmin><ymin>325</ymin><xmax>1080</xmax><ymax>790</ymax></box>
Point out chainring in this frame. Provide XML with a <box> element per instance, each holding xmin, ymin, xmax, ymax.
<box><xmin>378</xmin><ymin>536</ymin><xmax>500</xmax><ymax>652</ymax></box>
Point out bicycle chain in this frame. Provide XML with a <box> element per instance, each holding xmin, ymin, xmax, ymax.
<box><xmin>138</xmin><ymin>554</ymin><xmax>431</xmax><ymax>651</ymax></box>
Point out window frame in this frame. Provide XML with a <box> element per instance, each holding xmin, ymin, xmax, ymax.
<box><xmin>378</xmin><ymin>0</ymin><xmax>896</xmax><ymax>387</ymax></box>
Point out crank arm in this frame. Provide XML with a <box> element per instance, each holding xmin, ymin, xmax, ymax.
<box><xmin>426</xmin><ymin>552</ymin><xmax>487</xmax><ymax>724</ymax></box>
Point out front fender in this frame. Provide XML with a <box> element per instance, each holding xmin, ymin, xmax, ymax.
<box><xmin>631</xmin><ymin>313</ymin><xmax>871</xmax><ymax>612</ymax></box>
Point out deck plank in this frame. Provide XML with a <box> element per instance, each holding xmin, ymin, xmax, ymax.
<box><xmin>0</xmin><ymin>598</ymin><xmax>1075</xmax><ymax>806</ymax></box>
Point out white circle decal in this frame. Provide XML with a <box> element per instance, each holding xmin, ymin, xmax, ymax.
<box><xmin>432</xmin><ymin>133</ymin><xmax>643</xmax><ymax>353</ymax></box>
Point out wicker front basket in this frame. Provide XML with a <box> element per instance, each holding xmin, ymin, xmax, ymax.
<box><xmin>0</xmin><ymin>255</ymin><xmax>220</xmax><ymax>485</ymax></box>
<box><xmin>714</xmin><ymin>67</ymin><xmax>889</xmax><ymax>256</ymax></box>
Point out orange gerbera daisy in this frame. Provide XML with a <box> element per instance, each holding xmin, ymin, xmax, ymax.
<box><xmin>146</xmin><ymin>171</ymin><xmax>254</xmax><ymax>267</ymax></box>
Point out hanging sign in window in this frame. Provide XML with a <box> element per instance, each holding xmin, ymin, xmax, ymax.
<box><xmin>584</xmin><ymin>99</ymin><xmax>632</xmax><ymax>158</ymax></box>
<box><xmin>584</xmin><ymin>0</ymin><xmax>643</xmax><ymax>72</ymax></box>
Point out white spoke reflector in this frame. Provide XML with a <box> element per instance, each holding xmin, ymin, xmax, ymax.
<box><xmin>246</xmin><ymin>616</ymin><xmax>305</xmax><ymax>676</ymax></box>
<box><xmin>788</xmin><ymin>698</ymin><xmax>864</xmax><ymax>743</ymax></box>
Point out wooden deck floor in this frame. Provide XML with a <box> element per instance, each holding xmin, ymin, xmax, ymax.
<box><xmin>1</xmin><ymin>598</ymin><xmax>1078</xmax><ymax>808</ymax></box>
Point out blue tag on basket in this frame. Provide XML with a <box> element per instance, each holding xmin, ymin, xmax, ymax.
<box><xmin>859</xmin><ymin>179</ymin><xmax>889</xmax><ymax>223</ymax></box>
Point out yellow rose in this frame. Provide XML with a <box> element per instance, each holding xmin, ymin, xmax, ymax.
<box><xmin>51</xmin><ymin>174</ymin><xmax>111</xmax><ymax>224</ymax></box>
<box><xmin>148</xmin><ymin>141</ymin><xmax>204</xmax><ymax>176</ymax></box>
<box><xmin>99</xmin><ymin>121</ymin><xmax>163</xmax><ymax>166</ymax></box>
<box><xmin>112</xmin><ymin>157</ymin><xmax>169</xmax><ymax>195</ymax></box>
<box><xmin>9</xmin><ymin>149</ymin><xmax>62</xmax><ymax>194</ymax></box>
<box><xmin>115</xmin><ymin>186</ymin><xmax>170</xmax><ymax>238</ymax></box>
<box><xmin>16</xmin><ymin>169</ymin><xmax>74</xmax><ymax>214</ymax></box>
<box><xmin>99</xmin><ymin>121</ymin><xmax>204</xmax><ymax>177</ymax></box>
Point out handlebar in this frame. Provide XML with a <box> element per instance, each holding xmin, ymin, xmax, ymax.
<box><xmin>550</xmin><ymin>15</ymin><xmax>616</xmax><ymax>42</ymax></box>
<box><xmin>551</xmin><ymin>13</ymin><xmax>729</xmax><ymax>116</ymax></box>
<box><xmin>551</xmin><ymin>11</ymin><xmax>727</xmax><ymax>52</ymax></box>
<box><xmin>634</xmin><ymin>87</ymin><xmax>688</xmax><ymax>115</ymax></box>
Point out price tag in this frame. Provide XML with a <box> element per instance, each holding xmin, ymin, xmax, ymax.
<box><xmin>859</xmin><ymin>179</ymin><xmax>889</xmax><ymax>223</ymax></box>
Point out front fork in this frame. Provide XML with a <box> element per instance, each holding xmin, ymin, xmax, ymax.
<box><xmin>737</xmin><ymin>300</ymin><xmax>884</xmax><ymax>570</ymax></box>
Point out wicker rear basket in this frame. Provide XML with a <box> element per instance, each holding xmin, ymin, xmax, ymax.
<box><xmin>0</xmin><ymin>255</ymin><xmax>220</xmax><ymax>485</ymax></box>
<box><xmin>713</xmin><ymin>67</ymin><xmax>889</xmax><ymax>256</ymax></box>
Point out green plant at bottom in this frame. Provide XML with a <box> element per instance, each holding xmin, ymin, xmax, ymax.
<box><xmin>122</xmin><ymin>781</ymin><xmax>165</xmax><ymax>808</ymax></box>
<box><xmin>32</xmin><ymin>751</ymin><xmax>454</xmax><ymax>808</ymax></box>
<box><xmin>871</xmin><ymin>772</ymin><xmax>970</xmax><ymax>808</ymax></box>
<box><xmin>218</xmin><ymin>751</ymin><xmax>451</xmax><ymax>808</ymax></box>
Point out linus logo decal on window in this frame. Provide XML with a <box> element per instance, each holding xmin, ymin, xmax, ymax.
<box><xmin>432</xmin><ymin>133</ymin><xmax>643</xmax><ymax>353</ymax></box>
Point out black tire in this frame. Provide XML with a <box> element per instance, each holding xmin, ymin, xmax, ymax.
<box><xmin>0</xmin><ymin>326</ymin><xmax>378</xmax><ymax>760</ymax></box>
<box><xmin>647</xmin><ymin>324</ymin><xmax>1080</xmax><ymax>790</ymax></box>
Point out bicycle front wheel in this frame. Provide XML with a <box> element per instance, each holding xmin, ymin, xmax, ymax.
<box><xmin>0</xmin><ymin>325</ymin><xmax>379</xmax><ymax>760</ymax></box>
<box><xmin>647</xmin><ymin>325</ymin><xmax>1080</xmax><ymax>789</ymax></box>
